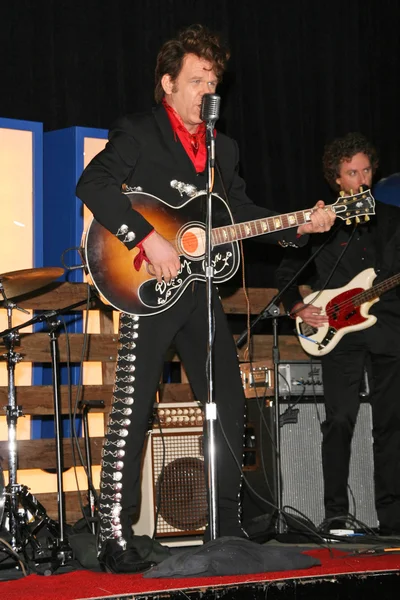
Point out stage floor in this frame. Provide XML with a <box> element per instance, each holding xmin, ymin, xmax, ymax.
<box><xmin>1</xmin><ymin>535</ymin><xmax>400</xmax><ymax>600</ymax></box>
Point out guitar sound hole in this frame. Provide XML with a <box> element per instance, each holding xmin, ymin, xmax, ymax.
<box><xmin>179</xmin><ymin>226</ymin><xmax>205</xmax><ymax>259</ymax></box>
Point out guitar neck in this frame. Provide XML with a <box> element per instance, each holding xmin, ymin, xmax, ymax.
<box><xmin>211</xmin><ymin>205</ymin><xmax>328</xmax><ymax>246</ymax></box>
<box><xmin>354</xmin><ymin>273</ymin><xmax>400</xmax><ymax>306</ymax></box>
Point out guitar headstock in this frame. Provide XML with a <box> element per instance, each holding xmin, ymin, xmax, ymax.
<box><xmin>331</xmin><ymin>187</ymin><xmax>375</xmax><ymax>225</ymax></box>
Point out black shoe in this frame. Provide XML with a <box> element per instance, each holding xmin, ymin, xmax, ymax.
<box><xmin>319</xmin><ymin>518</ymin><xmax>349</xmax><ymax>533</ymax></box>
<box><xmin>99</xmin><ymin>541</ymin><xmax>156</xmax><ymax>574</ymax></box>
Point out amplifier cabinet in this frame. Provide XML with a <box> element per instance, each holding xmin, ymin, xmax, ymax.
<box><xmin>134</xmin><ymin>403</ymin><xmax>206</xmax><ymax>539</ymax></box>
<box><xmin>278</xmin><ymin>361</ymin><xmax>324</xmax><ymax>397</ymax></box>
<box><xmin>279</xmin><ymin>399</ymin><xmax>378</xmax><ymax>528</ymax></box>
<box><xmin>242</xmin><ymin>398</ymin><xmax>378</xmax><ymax>531</ymax></box>
<box><xmin>240</xmin><ymin>360</ymin><xmax>324</xmax><ymax>397</ymax></box>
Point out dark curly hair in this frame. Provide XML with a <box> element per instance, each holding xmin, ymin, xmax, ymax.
<box><xmin>154</xmin><ymin>24</ymin><xmax>230</xmax><ymax>103</ymax></box>
<box><xmin>322</xmin><ymin>132</ymin><xmax>379</xmax><ymax>191</ymax></box>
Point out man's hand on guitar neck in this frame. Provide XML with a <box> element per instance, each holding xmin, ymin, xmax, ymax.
<box><xmin>141</xmin><ymin>230</ymin><xmax>181</xmax><ymax>283</ymax></box>
<box><xmin>297</xmin><ymin>200</ymin><xmax>336</xmax><ymax>236</ymax></box>
<box><xmin>291</xmin><ymin>302</ymin><xmax>329</xmax><ymax>328</ymax></box>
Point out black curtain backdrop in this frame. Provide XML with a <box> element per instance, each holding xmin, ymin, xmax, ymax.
<box><xmin>1</xmin><ymin>0</ymin><xmax>400</xmax><ymax>285</ymax></box>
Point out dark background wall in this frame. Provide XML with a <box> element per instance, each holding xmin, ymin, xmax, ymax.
<box><xmin>1</xmin><ymin>0</ymin><xmax>400</xmax><ymax>284</ymax></box>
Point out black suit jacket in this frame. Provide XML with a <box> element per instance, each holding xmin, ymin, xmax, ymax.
<box><xmin>76</xmin><ymin>104</ymin><xmax>305</xmax><ymax>250</ymax></box>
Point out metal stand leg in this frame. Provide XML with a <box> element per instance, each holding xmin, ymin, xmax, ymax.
<box><xmin>46</xmin><ymin>319</ymin><xmax>73</xmax><ymax>564</ymax></box>
<box><xmin>202</xmin><ymin>95</ymin><xmax>221</xmax><ymax>541</ymax></box>
<box><xmin>80</xmin><ymin>400</ymin><xmax>104</xmax><ymax>535</ymax></box>
<box><xmin>271</xmin><ymin>317</ymin><xmax>286</xmax><ymax>535</ymax></box>
<box><xmin>4</xmin><ymin>332</ymin><xmax>22</xmax><ymax>550</ymax></box>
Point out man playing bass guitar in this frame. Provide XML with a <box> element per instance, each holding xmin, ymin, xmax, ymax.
<box><xmin>277</xmin><ymin>132</ymin><xmax>400</xmax><ymax>536</ymax></box>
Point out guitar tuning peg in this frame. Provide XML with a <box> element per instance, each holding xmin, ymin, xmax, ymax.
<box><xmin>346</xmin><ymin>219</ymin><xmax>351</xmax><ymax>225</ymax></box>
<box><xmin>350</xmin><ymin>189</ymin><xmax>354</xmax><ymax>196</ymax></box>
<box><xmin>359</xmin><ymin>185</ymin><xmax>364</xmax><ymax>192</ymax></box>
<box><xmin>340</xmin><ymin>191</ymin><xmax>345</xmax><ymax>197</ymax></box>
<box><xmin>355</xmin><ymin>216</ymin><xmax>361</xmax><ymax>223</ymax></box>
<box><xmin>364</xmin><ymin>215</ymin><xmax>370</xmax><ymax>222</ymax></box>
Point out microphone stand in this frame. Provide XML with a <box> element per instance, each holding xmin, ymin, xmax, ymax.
<box><xmin>236</xmin><ymin>242</ymin><xmax>326</xmax><ymax>535</ymax></box>
<box><xmin>204</xmin><ymin>114</ymin><xmax>219</xmax><ymax>541</ymax></box>
<box><xmin>238</xmin><ymin>295</ymin><xmax>287</xmax><ymax>534</ymax></box>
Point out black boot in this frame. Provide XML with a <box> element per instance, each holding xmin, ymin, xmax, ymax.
<box><xmin>99</xmin><ymin>539</ymin><xmax>156</xmax><ymax>574</ymax></box>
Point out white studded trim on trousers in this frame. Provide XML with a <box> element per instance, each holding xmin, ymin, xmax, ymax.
<box><xmin>98</xmin><ymin>313</ymin><xmax>140</xmax><ymax>551</ymax></box>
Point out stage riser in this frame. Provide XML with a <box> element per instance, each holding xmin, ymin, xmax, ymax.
<box><xmin>77</xmin><ymin>572</ymin><xmax>400</xmax><ymax>600</ymax></box>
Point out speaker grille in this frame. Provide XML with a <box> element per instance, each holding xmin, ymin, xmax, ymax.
<box><xmin>280</xmin><ymin>400</ymin><xmax>378</xmax><ymax>528</ymax></box>
<box><xmin>151</xmin><ymin>432</ymin><xmax>207</xmax><ymax>536</ymax></box>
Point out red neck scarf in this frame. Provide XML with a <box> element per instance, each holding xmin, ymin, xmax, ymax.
<box><xmin>162</xmin><ymin>98</ymin><xmax>208</xmax><ymax>173</ymax></box>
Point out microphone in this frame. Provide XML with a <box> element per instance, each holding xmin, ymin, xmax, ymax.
<box><xmin>200</xmin><ymin>93</ymin><xmax>221</xmax><ymax>125</ymax></box>
<box><xmin>201</xmin><ymin>94</ymin><xmax>220</xmax><ymax>169</ymax></box>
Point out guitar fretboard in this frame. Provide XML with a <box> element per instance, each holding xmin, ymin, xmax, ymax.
<box><xmin>211</xmin><ymin>208</ymin><xmax>315</xmax><ymax>246</ymax></box>
<box><xmin>353</xmin><ymin>273</ymin><xmax>400</xmax><ymax>306</ymax></box>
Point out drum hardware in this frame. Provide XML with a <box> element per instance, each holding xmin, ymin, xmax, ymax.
<box><xmin>1</xmin><ymin>298</ymin><xmax>91</xmax><ymax>566</ymax></box>
<box><xmin>0</xmin><ymin>267</ymin><xmax>93</xmax><ymax>572</ymax></box>
<box><xmin>0</xmin><ymin>275</ymin><xmax>33</xmax><ymax>553</ymax></box>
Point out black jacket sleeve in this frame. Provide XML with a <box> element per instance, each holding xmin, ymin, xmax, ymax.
<box><xmin>76</xmin><ymin>116</ymin><xmax>154</xmax><ymax>249</ymax></box>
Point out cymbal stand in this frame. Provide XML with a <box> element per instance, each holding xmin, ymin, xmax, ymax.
<box><xmin>0</xmin><ymin>297</ymin><xmax>89</xmax><ymax>569</ymax></box>
<box><xmin>0</xmin><ymin>284</ymin><xmax>29</xmax><ymax>550</ymax></box>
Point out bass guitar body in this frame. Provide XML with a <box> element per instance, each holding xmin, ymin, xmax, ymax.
<box><xmin>296</xmin><ymin>268</ymin><xmax>379</xmax><ymax>356</ymax></box>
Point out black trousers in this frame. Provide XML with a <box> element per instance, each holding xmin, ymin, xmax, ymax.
<box><xmin>320</xmin><ymin>325</ymin><xmax>400</xmax><ymax>530</ymax></box>
<box><xmin>98</xmin><ymin>283</ymin><xmax>247</xmax><ymax>550</ymax></box>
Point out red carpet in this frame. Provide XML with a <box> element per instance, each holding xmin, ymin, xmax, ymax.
<box><xmin>1</xmin><ymin>549</ymin><xmax>400</xmax><ymax>600</ymax></box>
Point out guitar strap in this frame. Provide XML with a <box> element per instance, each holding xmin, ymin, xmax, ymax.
<box><xmin>299</xmin><ymin>221</ymin><xmax>358</xmax><ymax>311</ymax></box>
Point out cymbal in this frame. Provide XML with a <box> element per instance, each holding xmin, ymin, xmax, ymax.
<box><xmin>0</xmin><ymin>267</ymin><xmax>64</xmax><ymax>300</ymax></box>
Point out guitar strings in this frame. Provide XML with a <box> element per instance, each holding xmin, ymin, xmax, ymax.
<box><xmin>160</xmin><ymin>196</ymin><xmax>369</xmax><ymax>249</ymax></box>
<box><xmin>304</xmin><ymin>273</ymin><xmax>400</xmax><ymax>319</ymax></box>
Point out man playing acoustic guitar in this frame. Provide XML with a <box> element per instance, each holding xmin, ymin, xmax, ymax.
<box><xmin>76</xmin><ymin>24</ymin><xmax>335</xmax><ymax>573</ymax></box>
<box><xmin>277</xmin><ymin>132</ymin><xmax>400</xmax><ymax>536</ymax></box>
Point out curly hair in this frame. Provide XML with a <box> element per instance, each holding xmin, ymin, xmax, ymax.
<box><xmin>154</xmin><ymin>24</ymin><xmax>230</xmax><ymax>103</ymax></box>
<box><xmin>322</xmin><ymin>132</ymin><xmax>379</xmax><ymax>191</ymax></box>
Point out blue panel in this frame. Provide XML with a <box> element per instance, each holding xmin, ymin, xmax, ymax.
<box><xmin>36</xmin><ymin>127</ymin><xmax>108</xmax><ymax>438</ymax></box>
<box><xmin>42</xmin><ymin>126</ymin><xmax>108</xmax><ymax>284</ymax></box>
